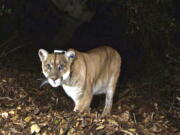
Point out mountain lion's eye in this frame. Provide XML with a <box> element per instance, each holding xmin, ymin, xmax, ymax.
<box><xmin>58</xmin><ymin>64</ymin><xmax>64</xmax><ymax>70</ymax></box>
<box><xmin>46</xmin><ymin>64</ymin><xmax>51</xmax><ymax>70</ymax></box>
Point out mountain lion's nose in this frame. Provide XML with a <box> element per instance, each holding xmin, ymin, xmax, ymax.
<box><xmin>51</xmin><ymin>76</ymin><xmax>58</xmax><ymax>81</ymax></box>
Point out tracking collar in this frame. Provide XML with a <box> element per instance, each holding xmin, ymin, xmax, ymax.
<box><xmin>54</xmin><ymin>50</ymin><xmax>66</xmax><ymax>54</ymax></box>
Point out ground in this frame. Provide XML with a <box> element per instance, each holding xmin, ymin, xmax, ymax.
<box><xmin>0</xmin><ymin>43</ymin><xmax>179</xmax><ymax>135</ymax></box>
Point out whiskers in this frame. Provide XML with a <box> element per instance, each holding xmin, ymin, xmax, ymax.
<box><xmin>37</xmin><ymin>78</ymin><xmax>49</xmax><ymax>88</ymax></box>
<box><xmin>40</xmin><ymin>79</ymin><xmax>49</xmax><ymax>88</ymax></box>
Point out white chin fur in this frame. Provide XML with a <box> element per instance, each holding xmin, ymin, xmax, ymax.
<box><xmin>48</xmin><ymin>78</ymin><xmax>61</xmax><ymax>87</ymax></box>
<box><xmin>63</xmin><ymin>71</ymin><xmax>70</xmax><ymax>80</ymax></box>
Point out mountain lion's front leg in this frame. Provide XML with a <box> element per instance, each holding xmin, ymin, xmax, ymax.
<box><xmin>73</xmin><ymin>86</ymin><xmax>93</xmax><ymax>113</ymax></box>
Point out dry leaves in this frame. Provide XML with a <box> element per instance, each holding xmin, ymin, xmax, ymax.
<box><xmin>0</xmin><ymin>59</ymin><xmax>179</xmax><ymax>135</ymax></box>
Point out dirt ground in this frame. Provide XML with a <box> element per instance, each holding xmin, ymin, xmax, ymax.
<box><xmin>0</xmin><ymin>43</ymin><xmax>179</xmax><ymax>135</ymax></box>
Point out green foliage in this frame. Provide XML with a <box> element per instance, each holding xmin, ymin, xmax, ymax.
<box><xmin>0</xmin><ymin>0</ymin><xmax>12</xmax><ymax>16</ymax></box>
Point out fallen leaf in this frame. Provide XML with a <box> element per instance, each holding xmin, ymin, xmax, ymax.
<box><xmin>119</xmin><ymin>111</ymin><xmax>130</xmax><ymax>122</ymax></box>
<box><xmin>96</xmin><ymin>125</ymin><xmax>105</xmax><ymax>130</ymax></box>
<box><xmin>9</xmin><ymin>110</ymin><xmax>15</xmax><ymax>115</ymax></box>
<box><xmin>59</xmin><ymin>128</ymin><xmax>64</xmax><ymax>134</ymax></box>
<box><xmin>54</xmin><ymin>119</ymin><xmax>59</xmax><ymax>125</ymax></box>
<box><xmin>31</xmin><ymin>124</ymin><xmax>41</xmax><ymax>134</ymax></box>
<box><xmin>176</xmin><ymin>96</ymin><xmax>180</xmax><ymax>101</ymax></box>
<box><xmin>120</xmin><ymin>129</ymin><xmax>134</xmax><ymax>135</ymax></box>
<box><xmin>107</xmin><ymin>119</ymin><xmax>119</xmax><ymax>126</ymax></box>
<box><xmin>11</xmin><ymin>114</ymin><xmax>19</xmax><ymax>121</ymax></box>
<box><xmin>129</xmin><ymin>128</ymin><xmax>136</xmax><ymax>132</ymax></box>
<box><xmin>67</xmin><ymin>128</ymin><xmax>75</xmax><ymax>135</ymax></box>
<box><xmin>42</xmin><ymin>131</ymin><xmax>47</xmax><ymax>135</ymax></box>
<box><xmin>151</xmin><ymin>124</ymin><xmax>162</xmax><ymax>133</ymax></box>
<box><xmin>1</xmin><ymin>112</ymin><xmax>8</xmax><ymax>119</ymax></box>
<box><xmin>75</xmin><ymin>121</ymin><xmax>80</xmax><ymax>127</ymax></box>
<box><xmin>24</xmin><ymin>116</ymin><xmax>32</xmax><ymax>123</ymax></box>
<box><xmin>61</xmin><ymin>119</ymin><xmax>66</xmax><ymax>124</ymax></box>
<box><xmin>17</xmin><ymin>106</ymin><xmax>22</xmax><ymax>110</ymax></box>
<box><xmin>2</xmin><ymin>79</ymin><xmax>7</xmax><ymax>82</ymax></box>
<box><xmin>34</xmin><ymin>108</ymin><xmax>40</xmax><ymax>115</ymax></box>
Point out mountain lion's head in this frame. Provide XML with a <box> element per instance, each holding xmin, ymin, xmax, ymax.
<box><xmin>38</xmin><ymin>49</ymin><xmax>75</xmax><ymax>87</ymax></box>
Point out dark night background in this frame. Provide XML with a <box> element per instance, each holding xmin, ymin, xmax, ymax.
<box><xmin>0</xmin><ymin>0</ymin><xmax>179</xmax><ymax>134</ymax></box>
<box><xmin>0</xmin><ymin>0</ymin><xmax>179</xmax><ymax>78</ymax></box>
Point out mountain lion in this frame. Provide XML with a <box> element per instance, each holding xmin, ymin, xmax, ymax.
<box><xmin>38</xmin><ymin>46</ymin><xmax>121</xmax><ymax>116</ymax></box>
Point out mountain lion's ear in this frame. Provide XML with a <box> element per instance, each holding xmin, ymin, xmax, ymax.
<box><xmin>38</xmin><ymin>49</ymin><xmax>48</xmax><ymax>62</ymax></box>
<box><xmin>65</xmin><ymin>50</ymin><xmax>75</xmax><ymax>61</ymax></box>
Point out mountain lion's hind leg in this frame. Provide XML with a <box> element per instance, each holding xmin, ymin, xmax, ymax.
<box><xmin>102</xmin><ymin>76</ymin><xmax>119</xmax><ymax>116</ymax></box>
<box><xmin>102</xmin><ymin>88</ymin><xmax>114</xmax><ymax>116</ymax></box>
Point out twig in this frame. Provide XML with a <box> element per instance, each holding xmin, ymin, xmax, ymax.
<box><xmin>166</xmin><ymin>54</ymin><xmax>180</xmax><ymax>64</ymax></box>
<box><xmin>0</xmin><ymin>41</ymin><xmax>32</xmax><ymax>58</ymax></box>
<box><xmin>120</xmin><ymin>129</ymin><xmax>134</xmax><ymax>135</ymax></box>
<box><xmin>0</xmin><ymin>33</ymin><xmax>18</xmax><ymax>48</ymax></box>
<box><xmin>115</xmin><ymin>89</ymin><xmax>131</xmax><ymax>105</ymax></box>
<box><xmin>40</xmin><ymin>79</ymin><xmax>49</xmax><ymax>88</ymax></box>
<box><xmin>119</xmin><ymin>89</ymin><xmax>131</xmax><ymax>98</ymax></box>
<box><xmin>86</xmin><ymin>122</ymin><xmax>96</xmax><ymax>134</ymax></box>
<box><xmin>133</xmin><ymin>113</ymin><xmax>137</xmax><ymax>123</ymax></box>
<box><xmin>0</xmin><ymin>96</ymin><xmax>13</xmax><ymax>100</ymax></box>
<box><xmin>0</xmin><ymin>44</ymin><xmax>26</xmax><ymax>58</ymax></box>
<box><xmin>151</xmin><ymin>112</ymin><xmax>155</xmax><ymax>121</ymax></box>
<box><xmin>62</xmin><ymin>119</ymin><xmax>75</xmax><ymax>135</ymax></box>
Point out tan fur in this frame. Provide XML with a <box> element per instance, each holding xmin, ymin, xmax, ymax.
<box><xmin>38</xmin><ymin>46</ymin><xmax>121</xmax><ymax>116</ymax></box>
